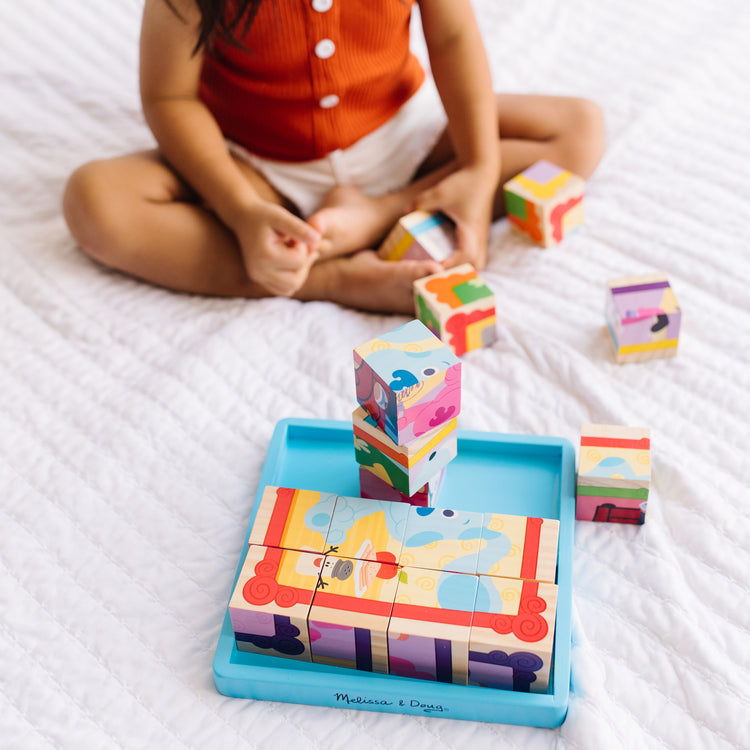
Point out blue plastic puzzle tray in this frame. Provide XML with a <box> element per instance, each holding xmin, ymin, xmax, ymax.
<box><xmin>213</xmin><ymin>418</ymin><xmax>575</xmax><ymax>727</ymax></box>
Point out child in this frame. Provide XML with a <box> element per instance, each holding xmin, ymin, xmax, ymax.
<box><xmin>63</xmin><ymin>0</ymin><xmax>604</xmax><ymax>314</ymax></box>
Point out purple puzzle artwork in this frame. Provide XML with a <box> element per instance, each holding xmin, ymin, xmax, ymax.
<box><xmin>606</xmin><ymin>272</ymin><xmax>681</xmax><ymax>362</ymax></box>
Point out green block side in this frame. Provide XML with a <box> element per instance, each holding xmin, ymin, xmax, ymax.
<box><xmin>504</xmin><ymin>190</ymin><xmax>528</xmax><ymax>220</ymax></box>
<box><xmin>575</xmin><ymin>485</ymin><xmax>649</xmax><ymax>500</ymax></box>
<box><xmin>415</xmin><ymin>292</ymin><xmax>442</xmax><ymax>337</ymax></box>
<box><xmin>354</xmin><ymin>442</ymin><xmax>408</xmax><ymax>493</ymax></box>
<box><xmin>454</xmin><ymin>278</ymin><xmax>493</xmax><ymax>305</ymax></box>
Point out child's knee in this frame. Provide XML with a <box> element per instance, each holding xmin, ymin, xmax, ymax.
<box><xmin>63</xmin><ymin>160</ymin><xmax>129</xmax><ymax>263</ymax></box>
<box><xmin>566</xmin><ymin>98</ymin><xmax>606</xmax><ymax>177</ymax></box>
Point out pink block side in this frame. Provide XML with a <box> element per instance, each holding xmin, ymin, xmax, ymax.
<box><xmin>576</xmin><ymin>494</ymin><xmax>647</xmax><ymax>524</ymax></box>
<box><xmin>359</xmin><ymin>465</ymin><xmax>432</xmax><ymax>506</ymax></box>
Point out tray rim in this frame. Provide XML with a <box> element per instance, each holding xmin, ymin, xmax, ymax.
<box><xmin>213</xmin><ymin>417</ymin><xmax>575</xmax><ymax>727</ymax></box>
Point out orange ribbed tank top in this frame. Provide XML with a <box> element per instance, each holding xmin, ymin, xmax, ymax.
<box><xmin>199</xmin><ymin>0</ymin><xmax>426</xmax><ymax>162</ymax></box>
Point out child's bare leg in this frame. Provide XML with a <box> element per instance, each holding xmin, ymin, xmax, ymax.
<box><xmin>63</xmin><ymin>150</ymin><xmax>436</xmax><ymax>312</ymax></box>
<box><xmin>419</xmin><ymin>94</ymin><xmax>606</xmax><ymax>216</ymax></box>
<box><xmin>300</xmin><ymin>251</ymin><xmax>441</xmax><ymax>314</ymax></box>
<box><xmin>64</xmin><ymin>150</ymin><xmax>293</xmax><ymax>297</ymax></box>
<box><xmin>309</xmin><ymin>94</ymin><xmax>605</xmax><ymax>258</ymax></box>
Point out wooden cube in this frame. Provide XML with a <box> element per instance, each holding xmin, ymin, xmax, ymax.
<box><xmin>248</xmin><ymin>485</ymin><xmax>336</xmax><ymax>553</ymax></box>
<box><xmin>469</xmin><ymin>577</ymin><xmax>558</xmax><ymax>693</ymax></box>
<box><xmin>322</xmin><ymin>494</ymin><xmax>410</xmax><ymax>564</ymax></box>
<box><xmin>576</xmin><ymin>424</ymin><xmax>651</xmax><ymax>524</ymax></box>
<box><xmin>388</xmin><ymin>566</ymin><xmax>478</xmax><ymax>684</ymax></box>
<box><xmin>378</xmin><ymin>210</ymin><xmax>455</xmax><ymax>263</ymax></box>
<box><xmin>358</xmin><ymin>465</ymin><xmax>445</xmax><ymax>507</ymax></box>
<box><xmin>228</xmin><ymin>545</ymin><xmax>322</xmax><ymax>661</ymax></box>
<box><xmin>413</xmin><ymin>263</ymin><xmax>497</xmax><ymax>356</ymax></box>
<box><xmin>478</xmin><ymin>513</ymin><xmax>559</xmax><ymax>584</ymax></box>
<box><xmin>398</xmin><ymin>506</ymin><xmax>484</xmax><ymax>575</ymax></box>
<box><xmin>606</xmin><ymin>272</ymin><xmax>681</xmax><ymax>363</ymax></box>
<box><xmin>353</xmin><ymin>319</ymin><xmax>462</xmax><ymax>445</ymax></box>
<box><xmin>352</xmin><ymin>405</ymin><xmax>457</xmax><ymax>496</ymax></box>
<box><xmin>503</xmin><ymin>160</ymin><xmax>585</xmax><ymax>247</ymax></box>
<box><xmin>308</xmin><ymin>555</ymin><xmax>400</xmax><ymax>674</ymax></box>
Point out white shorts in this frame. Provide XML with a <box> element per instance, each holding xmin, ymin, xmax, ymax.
<box><xmin>227</xmin><ymin>78</ymin><xmax>448</xmax><ymax>218</ymax></box>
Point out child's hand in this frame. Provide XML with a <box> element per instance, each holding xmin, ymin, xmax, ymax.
<box><xmin>414</xmin><ymin>166</ymin><xmax>497</xmax><ymax>270</ymax></box>
<box><xmin>230</xmin><ymin>202</ymin><xmax>322</xmax><ymax>297</ymax></box>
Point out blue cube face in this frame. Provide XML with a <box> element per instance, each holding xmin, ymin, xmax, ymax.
<box><xmin>353</xmin><ymin>320</ymin><xmax>462</xmax><ymax>444</ymax></box>
<box><xmin>398</xmin><ymin>506</ymin><xmax>485</xmax><ymax>574</ymax></box>
<box><xmin>358</xmin><ymin>320</ymin><xmax>459</xmax><ymax>388</ymax></box>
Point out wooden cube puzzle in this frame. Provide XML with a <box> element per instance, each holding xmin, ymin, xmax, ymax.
<box><xmin>413</xmin><ymin>263</ymin><xmax>497</xmax><ymax>356</ymax></box>
<box><xmin>469</xmin><ymin>577</ymin><xmax>558</xmax><ymax>693</ymax></box>
<box><xmin>503</xmin><ymin>160</ymin><xmax>585</xmax><ymax>247</ymax></box>
<box><xmin>606</xmin><ymin>272</ymin><xmax>681</xmax><ymax>363</ymax></box>
<box><xmin>378</xmin><ymin>210</ymin><xmax>455</xmax><ymax>263</ymax></box>
<box><xmin>358</xmin><ymin>465</ymin><xmax>445</xmax><ymax>507</ymax></box>
<box><xmin>249</xmin><ymin>485</ymin><xmax>336</xmax><ymax>553</ymax></box>
<box><xmin>388</xmin><ymin>566</ymin><xmax>478</xmax><ymax>684</ymax></box>
<box><xmin>576</xmin><ymin>424</ymin><xmax>651</xmax><ymax>524</ymax></box>
<box><xmin>323</xmin><ymin>494</ymin><xmax>409</xmax><ymax>563</ymax></box>
<box><xmin>232</xmin><ymin>487</ymin><xmax>561</xmax><ymax>692</ymax></box>
<box><xmin>229</xmin><ymin>544</ymin><xmax>322</xmax><ymax>661</ymax></box>
<box><xmin>308</xmin><ymin>554</ymin><xmax>400</xmax><ymax>673</ymax></box>
<box><xmin>397</xmin><ymin>506</ymin><xmax>559</xmax><ymax>582</ymax></box>
<box><xmin>478</xmin><ymin>513</ymin><xmax>559</xmax><ymax>584</ymax></box>
<box><xmin>353</xmin><ymin>319</ymin><xmax>462</xmax><ymax>445</ymax></box>
<box><xmin>353</xmin><ymin>405</ymin><xmax>457</xmax><ymax>496</ymax></box>
<box><xmin>398</xmin><ymin>506</ymin><xmax>484</xmax><ymax>574</ymax></box>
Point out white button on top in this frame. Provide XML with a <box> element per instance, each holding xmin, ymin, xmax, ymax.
<box><xmin>319</xmin><ymin>94</ymin><xmax>340</xmax><ymax>109</ymax></box>
<box><xmin>314</xmin><ymin>38</ymin><xmax>336</xmax><ymax>59</ymax></box>
<box><xmin>312</xmin><ymin>0</ymin><xmax>333</xmax><ymax>11</ymax></box>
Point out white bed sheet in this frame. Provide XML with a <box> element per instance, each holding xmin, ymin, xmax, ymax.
<box><xmin>2</xmin><ymin>0</ymin><xmax>749</xmax><ymax>748</ymax></box>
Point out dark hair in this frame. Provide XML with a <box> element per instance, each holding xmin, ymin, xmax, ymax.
<box><xmin>165</xmin><ymin>0</ymin><xmax>265</xmax><ymax>53</ymax></box>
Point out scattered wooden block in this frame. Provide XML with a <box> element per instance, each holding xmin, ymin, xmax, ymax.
<box><xmin>388</xmin><ymin>566</ymin><xmax>478</xmax><ymax>684</ymax></box>
<box><xmin>576</xmin><ymin>424</ymin><xmax>651</xmax><ymax>524</ymax></box>
<box><xmin>477</xmin><ymin>513</ymin><xmax>559</xmax><ymax>584</ymax></box>
<box><xmin>378</xmin><ymin>210</ymin><xmax>455</xmax><ymax>263</ymax></box>
<box><xmin>358</xmin><ymin>465</ymin><xmax>445</xmax><ymax>507</ymax></box>
<box><xmin>503</xmin><ymin>160</ymin><xmax>585</xmax><ymax>247</ymax></box>
<box><xmin>606</xmin><ymin>272</ymin><xmax>681</xmax><ymax>363</ymax></box>
<box><xmin>413</xmin><ymin>263</ymin><xmax>497</xmax><ymax>356</ymax></box>
<box><xmin>352</xmin><ymin>404</ymin><xmax>457</xmax><ymax>496</ymax></box>
<box><xmin>308</xmin><ymin>554</ymin><xmax>400</xmax><ymax>674</ymax></box>
<box><xmin>229</xmin><ymin>545</ymin><xmax>321</xmax><ymax>661</ymax></box>
<box><xmin>248</xmin><ymin>486</ymin><xmax>336</xmax><ymax>553</ymax></box>
<box><xmin>353</xmin><ymin>319</ymin><xmax>462</xmax><ymax>445</ymax></box>
<box><xmin>469</xmin><ymin>577</ymin><xmax>558</xmax><ymax>693</ymax></box>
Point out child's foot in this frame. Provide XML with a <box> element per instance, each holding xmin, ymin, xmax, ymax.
<box><xmin>308</xmin><ymin>185</ymin><xmax>405</xmax><ymax>258</ymax></box>
<box><xmin>299</xmin><ymin>250</ymin><xmax>441</xmax><ymax>314</ymax></box>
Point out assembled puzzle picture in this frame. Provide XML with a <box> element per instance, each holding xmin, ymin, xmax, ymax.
<box><xmin>228</xmin><ymin>487</ymin><xmax>561</xmax><ymax>693</ymax></box>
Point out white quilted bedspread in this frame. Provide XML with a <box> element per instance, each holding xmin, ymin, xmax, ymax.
<box><xmin>2</xmin><ymin>1</ymin><xmax>749</xmax><ymax>748</ymax></box>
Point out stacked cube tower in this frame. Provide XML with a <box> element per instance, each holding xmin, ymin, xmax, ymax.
<box><xmin>352</xmin><ymin>319</ymin><xmax>462</xmax><ymax>506</ymax></box>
